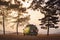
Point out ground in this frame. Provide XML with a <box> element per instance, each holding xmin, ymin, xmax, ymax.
<box><xmin>0</xmin><ymin>34</ymin><xmax>60</xmax><ymax>40</ymax></box>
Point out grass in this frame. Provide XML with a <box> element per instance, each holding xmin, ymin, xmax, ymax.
<box><xmin>0</xmin><ymin>34</ymin><xmax>60</xmax><ymax>40</ymax></box>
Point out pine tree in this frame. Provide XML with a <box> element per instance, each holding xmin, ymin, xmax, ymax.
<box><xmin>29</xmin><ymin>0</ymin><xmax>60</xmax><ymax>36</ymax></box>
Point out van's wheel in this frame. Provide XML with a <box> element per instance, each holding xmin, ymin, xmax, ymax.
<box><xmin>24</xmin><ymin>34</ymin><xmax>25</xmax><ymax>36</ymax></box>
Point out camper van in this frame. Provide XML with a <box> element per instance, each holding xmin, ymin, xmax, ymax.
<box><xmin>23</xmin><ymin>24</ymin><xmax>38</xmax><ymax>36</ymax></box>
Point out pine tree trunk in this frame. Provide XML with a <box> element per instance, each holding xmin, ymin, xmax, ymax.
<box><xmin>3</xmin><ymin>14</ymin><xmax>5</xmax><ymax>35</ymax></box>
<box><xmin>16</xmin><ymin>24</ymin><xmax>18</xmax><ymax>35</ymax></box>
<box><xmin>47</xmin><ymin>25</ymin><xmax>49</xmax><ymax>36</ymax></box>
<box><xmin>47</xmin><ymin>18</ymin><xmax>49</xmax><ymax>36</ymax></box>
<box><xmin>16</xmin><ymin>12</ymin><xmax>19</xmax><ymax>35</ymax></box>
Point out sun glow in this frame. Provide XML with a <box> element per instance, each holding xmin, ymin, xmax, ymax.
<box><xmin>10</xmin><ymin>0</ymin><xmax>16</xmax><ymax>4</ymax></box>
<box><xmin>26</xmin><ymin>9</ymin><xmax>45</xmax><ymax>25</ymax></box>
<box><xmin>17</xmin><ymin>0</ymin><xmax>33</xmax><ymax>8</ymax></box>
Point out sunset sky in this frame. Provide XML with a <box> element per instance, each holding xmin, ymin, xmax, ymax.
<box><xmin>0</xmin><ymin>0</ymin><xmax>60</xmax><ymax>34</ymax></box>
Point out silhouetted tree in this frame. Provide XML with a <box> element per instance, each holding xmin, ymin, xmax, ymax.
<box><xmin>0</xmin><ymin>0</ymin><xmax>30</xmax><ymax>35</ymax></box>
<box><xmin>0</xmin><ymin>6</ymin><xmax>8</xmax><ymax>35</ymax></box>
<box><xmin>16</xmin><ymin>12</ymin><xmax>30</xmax><ymax>35</ymax></box>
<box><xmin>29</xmin><ymin>0</ymin><xmax>60</xmax><ymax>36</ymax></box>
